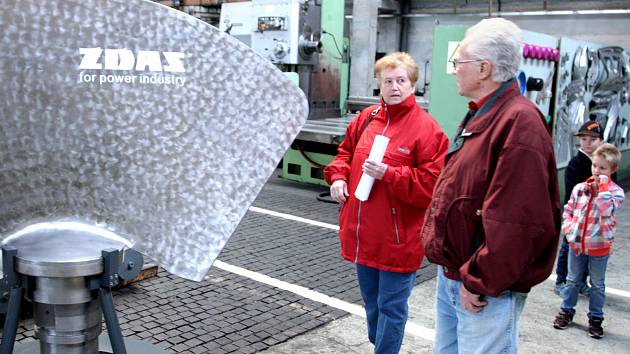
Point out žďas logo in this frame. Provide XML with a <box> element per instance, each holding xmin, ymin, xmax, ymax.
<box><xmin>78</xmin><ymin>47</ymin><xmax>187</xmax><ymax>87</ymax></box>
<box><xmin>79</xmin><ymin>48</ymin><xmax>185</xmax><ymax>72</ymax></box>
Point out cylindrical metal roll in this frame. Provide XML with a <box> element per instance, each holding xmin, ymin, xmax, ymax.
<box><xmin>31</xmin><ymin>277</ymin><xmax>92</xmax><ymax>305</ymax></box>
<box><xmin>34</xmin><ymin>301</ymin><xmax>102</xmax><ymax>354</ymax></box>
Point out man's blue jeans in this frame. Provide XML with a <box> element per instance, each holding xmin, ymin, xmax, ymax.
<box><xmin>434</xmin><ymin>266</ymin><xmax>527</xmax><ymax>354</ymax></box>
<box><xmin>356</xmin><ymin>264</ymin><xmax>416</xmax><ymax>354</ymax></box>
<box><xmin>561</xmin><ymin>249</ymin><xmax>609</xmax><ymax>318</ymax></box>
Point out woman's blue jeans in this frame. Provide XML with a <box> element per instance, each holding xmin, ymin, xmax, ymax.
<box><xmin>356</xmin><ymin>264</ymin><xmax>416</xmax><ymax>354</ymax></box>
<box><xmin>561</xmin><ymin>249</ymin><xmax>609</xmax><ymax>318</ymax></box>
<box><xmin>434</xmin><ymin>266</ymin><xmax>527</xmax><ymax>354</ymax></box>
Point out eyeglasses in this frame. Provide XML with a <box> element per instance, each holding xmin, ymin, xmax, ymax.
<box><xmin>449</xmin><ymin>59</ymin><xmax>484</xmax><ymax>70</ymax></box>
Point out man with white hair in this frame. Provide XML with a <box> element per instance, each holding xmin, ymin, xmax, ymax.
<box><xmin>421</xmin><ymin>18</ymin><xmax>561</xmax><ymax>353</ymax></box>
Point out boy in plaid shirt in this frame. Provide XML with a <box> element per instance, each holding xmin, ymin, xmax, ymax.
<box><xmin>553</xmin><ymin>143</ymin><xmax>625</xmax><ymax>339</ymax></box>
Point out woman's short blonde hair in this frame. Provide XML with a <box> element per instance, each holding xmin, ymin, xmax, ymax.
<box><xmin>593</xmin><ymin>143</ymin><xmax>621</xmax><ymax>172</ymax></box>
<box><xmin>374</xmin><ymin>52</ymin><xmax>419</xmax><ymax>84</ymax></box>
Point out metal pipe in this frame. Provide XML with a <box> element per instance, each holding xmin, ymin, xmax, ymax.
<box><xmin>398</xmin><ymin>0</ymin><xmax>410</xmax><ymax>52</ymax></box>
<box><xmin>344</xmin><ymin>9</ymin><xmax>630</xmax><ymax>19</ymax></box>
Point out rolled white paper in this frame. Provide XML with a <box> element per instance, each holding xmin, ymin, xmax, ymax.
<box><xmin>354</xmin><ymin>135</ymin><xmax>390</xmax><ymax>201</ymax></box>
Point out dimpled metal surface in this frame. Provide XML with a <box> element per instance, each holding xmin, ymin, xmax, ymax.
<box><xmin>0</xmin><ymin>0</ymin><xmax>308</xmax><ymax>281</ymax></box>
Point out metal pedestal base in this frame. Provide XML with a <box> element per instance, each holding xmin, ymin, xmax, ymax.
<box><xmin>0</xmin><ymin>227</ymin><xmax>147</xmax><ymax>354</ymax></box>
<box><xmin>13</xmin><ymin>334</ymin><xmax>170</xmax><ymax>354</ymax></box>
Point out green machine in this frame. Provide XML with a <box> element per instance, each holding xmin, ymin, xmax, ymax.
<box><xmin>280</xmin><ymin>0</ymin><xmax>350</xmax><ymax>186</ymax></box>
<box><xmin>219</xmin><ymin>0</ymin><xmax>349</xmax><ymax>186</ymax></box>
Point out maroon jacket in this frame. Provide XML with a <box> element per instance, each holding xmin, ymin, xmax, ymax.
<box><xmin>421</xmin><ymin>81</ymin><xmax>561</xmax><ymax>296</ymax></box>
<box><xmin>325</xmin><ymin>95</ymin><xmax>449</xmax><ymax>272</ymax></box>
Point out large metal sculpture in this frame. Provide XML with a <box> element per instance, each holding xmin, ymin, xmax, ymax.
<box><xmin>0</xmin><ymin>0</ymin><xmax>307</xmax><ymax>352</ymax></box>
<box><xmin>0</xmin><ymin>0</ymin><xmax>308</xmax><ymax>281</ymax></box>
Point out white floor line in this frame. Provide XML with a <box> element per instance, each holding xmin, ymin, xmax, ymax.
<box><xmin>249</xmin><ymin>206</ymin><xmax>339</xmax><ymax>231</ymax></box>
<box><xmin>212</xmin><ymin>259</ymin><xmax>435</xmax><ymax>341</ymax></box>
<box><xmin>547</xmin><ymin>274</ymin><xmax>630</xmax><ymax>298</ymax></box>
<box><xmin>251</xmin><ymin>206</ymin><xmax>630</xmax><ymax>341</ymax></box>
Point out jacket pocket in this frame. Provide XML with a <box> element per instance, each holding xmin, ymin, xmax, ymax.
<box><xmin>442</xmin><ymin>196</ymin><xmax>484</xmax><ymax>266</ymax></box>
<box><xmin>384</xmin><ymin>150</ymin><xmax>414</xmax><ymax>167</ymax></box>
<box><xmin>338</xmin><ymin>197</ymin><xmax>359</xmax><ymax>255</ymax></box>
<box><xmin>391</xmin><ymin>207</ymin><xmax>403</xmax><ymax>244</ymax></box>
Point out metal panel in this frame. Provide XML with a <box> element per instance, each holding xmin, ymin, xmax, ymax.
<box><xmin>0</xmin><ymin>0</ymin><xmax>308</xmax><ymax>281</ymax></box>
<box><xmin>554</xmin><ymin>38</ymin><xmax>630</xmax><ymax>167</ymax></box>
<box><xmin>251</xmin><ymin>0</ymin><xmax>322</xmax><ymax>65</ymax></box>
<box><xmin>427</xmin><ymin>25</ymin><xmax>469</xmax><ymax>139</ymax></box>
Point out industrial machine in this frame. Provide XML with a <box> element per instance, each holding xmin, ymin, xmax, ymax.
<box><xmin>220</xmin><ymin>0</ymin><xmax>349</xmax><ymax>186</ymax></box>
<box><xmin>251</xmin><ymin>0</ymin><xmax>322</xmax><ymax>66</ymax></box>
<box><xmin>221</xmin><ymin>0</ymin><xmax>322</xmax><ymax>65</ymax></box>
<box><xmin>220</xmin><ymin>3</ymin><xmax>630</xmax><ymax>188</ymax></box>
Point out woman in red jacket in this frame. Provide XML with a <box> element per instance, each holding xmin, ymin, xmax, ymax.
<box><xmin>324</xmin><ymin>52</ymin><xmax>449</xmax><ymax>353</ymax></box>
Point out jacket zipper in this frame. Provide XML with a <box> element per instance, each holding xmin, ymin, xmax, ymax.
<box><xmin>384</xmin><ymin>103</ymin><xmax>399</xmax><ymax>244</ymax></box>
<box><xmin>392</xmin><ymin>208</ymin><xmax>400</xmax><ymax>243</ymax></box>
<box><xmin>381</xmin><ymin>103</ymin><xmax>391</xmax><ymax>135</ymax></box>
<box><xmin>579</xmin><ymin>185</ymin><xmax>595</xmax><ymax>255</ymax></box>
<box><xmin>354</xmin><ymin>202</ymin><xmax>361</xmax><ymax>263</ymax></box>
<box><xmin>354</xmin><ymin>103</ymin><xmax>391</xmax><ymax>263</ymax></box>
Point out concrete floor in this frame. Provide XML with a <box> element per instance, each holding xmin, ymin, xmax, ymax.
<box><xmin>265</xmin><ymin>183</ymin><xmax>630</xmax><ymax>354</ymax></box>
<box><xmin>1</xmin><ymin>172</ymin><xmax>629</xmax><ymax>353</ymax></box>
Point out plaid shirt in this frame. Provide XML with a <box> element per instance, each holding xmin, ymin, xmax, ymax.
<box><xmin>563</xmin><ymin>177</ymin><xmax>625</xmax><ymax>256</ymax></box>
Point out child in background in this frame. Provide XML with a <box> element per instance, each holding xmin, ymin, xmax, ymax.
<box><xmin>553</xmin><ymin>143</ymin><xmax>624</xmax><ymax>339</ymax></box>
<box><xmin>554</xmin><ymin>121</ymin><xmax>613</xmax><ymax>296</ymax></box>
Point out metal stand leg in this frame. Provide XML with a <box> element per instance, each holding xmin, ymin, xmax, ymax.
<box><xmin>99</xmin><ymin>287</ymin><xmax>127</xmax><ymax>354</ymax></box>
<box><xmin>0</xmin><ymin>286</ymin><xmax>25</xmax><ymax>354</ymax></box>
<box><xmin>0</xmin><ymin>247</ymin><xmax>25</xmax><ymax>354</ymax></box>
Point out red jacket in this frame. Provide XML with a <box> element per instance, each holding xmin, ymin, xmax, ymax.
<box><xmin>421</xmin><ymin>81</ymin><xmax>561</xmax><ymax>296</ymax></box>
<box><xmin>564</xmin><ymin>177</ymin><xmax>624</xmax><ymax>256</ymax></box>
<box><xmin>324</xmin><ymin>95</ymin><xmax>449</xmax><ymax>272</ymax></box>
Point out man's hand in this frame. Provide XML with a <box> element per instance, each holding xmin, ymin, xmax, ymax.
<box><xmin>460</xmin><ymin>285</ymin><xmax>487</xmax><ymax>313</ymax></box>
<box><xmin>330</xmin><ymin>179</ymin><xmax>349</xmax><ymax>204</ymax></box>
<box><xmin>363</xmin><ymin>160</ymin><xmax>388</xmax><ymax>180</ymax></box>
